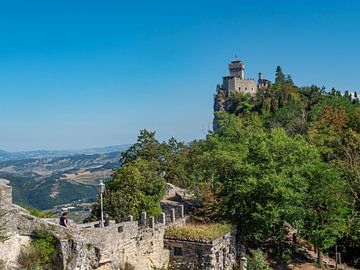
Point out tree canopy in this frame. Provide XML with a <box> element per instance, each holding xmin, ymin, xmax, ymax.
<box><xmin>92</xmin><ymin>65</ymin><xmax>360</xmax><ymax>267</ymax></box>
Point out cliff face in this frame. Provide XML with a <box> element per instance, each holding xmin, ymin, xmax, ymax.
<box><xmin>213</xmin><ymin>88</ymin><xmax>226</xmax><ymax>133</ymax></box>
<box><xmin>214</xmin><ymin>88</ymin><xmax>226</xmax><ymax>113</ymax></box>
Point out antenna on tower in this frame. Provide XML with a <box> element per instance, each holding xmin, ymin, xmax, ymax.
<box><xmin>234</xmin><ymin>54</ymin><xmax>238</xmax><ymax>60</ymax></box>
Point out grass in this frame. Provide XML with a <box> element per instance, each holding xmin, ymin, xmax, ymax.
<box><xmin>165</xmin><ymin>223</ymin><xmax>233</xmax><ymax>242</ymax></box>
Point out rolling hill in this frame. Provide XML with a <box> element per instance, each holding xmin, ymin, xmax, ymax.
<box><xmin>0</xmin><ymin>148</ymin><xmax>126</xmax><ymax>210</ymax></box>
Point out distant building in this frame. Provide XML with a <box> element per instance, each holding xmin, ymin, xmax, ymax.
<box><xmin>258</xmin><ymin>72</ymin><xmax>271</xmax><ymax>90</ymax></box>
<box><xmin>221</xmin><ymin>59</ymin><xmax>270</xmax><ymax>95</ymax></box>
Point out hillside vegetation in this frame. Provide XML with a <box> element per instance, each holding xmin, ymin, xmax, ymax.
<box><xmin>92</xmin><ymin>66</ymin><xmax>360</xmax><ymax>268</ymax></box>
<box><xmin>0</xmin><ymin>152</ymin><xmax>121</xmax><ymax>209</ymax></box>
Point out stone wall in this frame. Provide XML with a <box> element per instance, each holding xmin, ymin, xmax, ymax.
<box><xmin>0</xmin><ymin>183</ymin><xmax>187</xmax><ymax>270</ymax></box>
<box><xmin>164</xmin><ymin>230</ymin><xmax>238</xmax><ymax>270</ymax></box>
<box><xmin>222</xmin><ymin>77</ymin><xmax>257</xmax><ymax>96</ymax></box>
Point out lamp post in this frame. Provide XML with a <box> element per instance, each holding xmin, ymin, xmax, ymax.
<box><xmin>195</xmin><ymin>171</ymin><xmax>199</xmax><ymax>202</ymax></box>
<box><xmin>98</xmin><ymin>180</ymin><xmax>105</xmax><ymax>228</ymax></box>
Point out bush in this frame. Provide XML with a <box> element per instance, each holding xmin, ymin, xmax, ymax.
<box><xmin>247</xmin><ymin>249</ymin><xmax>272</xmax><ymax>270</ymax></box>
<box><xmin>23</xmin><ymin>206</ymin><xmax>53</xmax><ymax>218</ymax></box>
<box><xmin>18</xmin><ymin>245</ymin><xmax>41</xmax><ymax>270</ymax></box>
<box><xmin>18</xmin><ymin>229</ymin><xmax>57</xmax><ymax>270</ymax></box>
<box><xmin>120</xmin><ymin>262</ymin><xmax>135</xmax><ymax>270</ymax></box>
<box><xmin>32</xmin><ymin>229</ymin><xmax>56</xmax><ymax>264</ymax></box>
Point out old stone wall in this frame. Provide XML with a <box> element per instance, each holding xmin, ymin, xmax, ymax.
<box><xmin>0</xmin><ymin>183</ymin><xmax>186</xmax><ymax>270</ymax></box>
<box><xmin>164</xmin><ymin>230</ymin><xmax>238</xmax><ymax>270</ymax></box>
<box><xmin>223</xmin><ymin>77</ymin><xmax>257</xmax><ymax>96</ymax></box>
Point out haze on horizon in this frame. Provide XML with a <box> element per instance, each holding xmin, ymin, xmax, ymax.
<box><xmin>1</xmin><ymin>0</ymin><xmax>359</xmax><ymax>152</ymax></box>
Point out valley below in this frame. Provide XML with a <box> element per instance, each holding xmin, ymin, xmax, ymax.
<box><xmin>0</xmin><ymin>147</ymin><xmax>126</xmax><ymax>211</ymax></box>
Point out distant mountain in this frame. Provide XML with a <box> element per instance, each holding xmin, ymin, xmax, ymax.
<box><xmin>0</xmin><ymin>144</ymin><xmax>130</xmax><ymax>161</ymax></box>
<box><xmin>0</xmin><ymin>150</ymin><xmax>125</xmax><ymax>210</ymax></box>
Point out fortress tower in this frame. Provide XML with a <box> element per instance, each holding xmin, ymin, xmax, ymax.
<box><xmin>221</xmin><ymin>59</ymin><xmax>270</xmax><ymax>95</ymax></box>
<box><xmin>229</xmin><ymin>60</ymin><xmax>245</xmax><ymax>79</ymax></box>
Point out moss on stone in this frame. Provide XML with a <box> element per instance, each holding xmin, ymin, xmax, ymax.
<box><xmin>165</xmin><ymin>223</ymin><xmax>233</xmax><ymax>242</ymax></box>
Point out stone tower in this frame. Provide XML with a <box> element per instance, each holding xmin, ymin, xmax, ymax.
<box><xmin>229</xmin><ymin>60</ymin><xmax>245</xmax><ymax>79</ymax></box>
<box><xmin>222</xmin><ymin>59</ymin><xmax>257</xmax><ymax>96</ymax></box>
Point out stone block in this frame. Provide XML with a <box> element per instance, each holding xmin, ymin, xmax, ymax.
<box><xmin>140</xmin><ymin>212</ymin><xmax>147</xmax><ymax>226</ymax></box>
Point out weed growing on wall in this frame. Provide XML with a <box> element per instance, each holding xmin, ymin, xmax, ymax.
<box><xmin>18</xmin><ymin>229</ymin><xmax>57</xmax><ymax>270</ymax></box>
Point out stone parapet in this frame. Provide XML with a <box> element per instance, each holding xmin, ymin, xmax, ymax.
<box><xmin>0</xmin><ymin>184</ymin><xmax>188</xmax><ymax>270</ymax></box>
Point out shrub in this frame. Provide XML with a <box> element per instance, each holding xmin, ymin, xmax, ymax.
<box><xmin>247</xmin><ymin>249</ymin><xmax>272</xmax><ymax>270</ymax></box>
<box><xmin>18</xmin><ymin>245</ymin><xmax>41</xmax><ymax>270</ymax></box>
<box><xmin>23</xmin><ymin>206</ymin><xmax>53</xmax><ymax>218</ymax></box>
<box><xmin>120</xmin><ymin>262</ymin><xmax>135</xmax><ymax>270</ymax></box>
<box><xmin>18</xmin><ymin>229</ymin><xmax>57</xmax><ymax>269</ymax></box>
<box><xmin>32</xmin><ymin>229</ymin><xmax>56</xmax><ymax>264</ymax></box>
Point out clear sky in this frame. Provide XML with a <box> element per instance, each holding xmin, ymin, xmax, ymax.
<box><xmin>0</xmin><ymin>0</ymin><xmax>359</xmax><ymax>151</ymax></box>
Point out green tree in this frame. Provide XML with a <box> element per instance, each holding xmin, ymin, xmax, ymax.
<box><xmin>120</xmin><ymin>129</ymin><xmax>189</xmax><ymax>187</ymax></box>
<box><xmin>93</xmin><ymin>159</ymin><xmax>166</xmax><ymax>221</ymax></box>
<box><xmin>267</xmin><ymin>103</ymin><xmax>307</xmax><ymax>135</ymax></box>
<box><xmin>275</xmin><ymin>66</ymin><xmax>285</xmax><ymax>84</ymax></box>
<box><xmin>303</xmin><ymin>163</ymin><xmax>352</xmax><ymax>265</ymax></box>
<box><xmin>199</xmin><ymin>113</ymin><xmax>315</xmax><ymax>244</ymax></box>
<box><xmin>120</xmin><ymin>129</ymin><xmax>161</xmax><ymax>165</ymax></box>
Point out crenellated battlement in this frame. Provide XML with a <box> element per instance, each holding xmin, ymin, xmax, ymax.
<box><xmin>1</xmin><ymin>182</ymin><xmax>237</xmax><ymax>270</ymax></box>
<box><xmin>0</xmin><ymin>182</ymin><xmax>188</xmax><ymax>269</ymax></box>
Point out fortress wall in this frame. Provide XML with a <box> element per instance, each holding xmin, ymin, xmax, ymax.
<box><xmin>234</xmin><ymin>78</ymin><xmax>257</xmax><ymax>95</ymax></box>
<box><xmin>223</xmin><ymin>77</ymin><xmax>257</xmax><ymax>96</ymax></box>
<box><xmin>165</xmin><ymin>230</ymin><xmax>237</xmax><ymax>270</ymax></box>
<box><xmin>0</xmin><ymin>183</ymin><xmax>185</xmax><ymax>269</ymax></box>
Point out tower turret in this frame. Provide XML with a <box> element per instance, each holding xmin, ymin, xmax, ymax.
<box><xmin>229</xmin><ymin>60</ymin><xmax>245</xmax><ymax>79</ymax></box>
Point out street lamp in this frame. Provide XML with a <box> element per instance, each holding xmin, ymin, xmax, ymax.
<box><xmin>98</xmin><ymin>180</ymin><xmax>105</xmax><ymax>228</ymax></box>
<box><xmin>195</xmin><ymin>171</ymin><xmax>199</xmax><ymax>202</ymax></box>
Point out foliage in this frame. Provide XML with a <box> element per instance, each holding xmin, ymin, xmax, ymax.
<box><xmin>18</xmin><ymin>245</ymin><xmax>42</xmax><ymax>270</ymax></box>
<box><xmin>165</xmin><ymin>223</ymin><xmax>232</xmax><ymax>241</ymax></box>
<box><xmin>191</xmin><ymin>182</ymin><xmax>222</xmax><ymax>223</ymax></box>
<box><xmin>0</xmin><ymin>152</ymin><xmax>119</xmax><ymax>210</ymax></box>
<box><xmin>202</xmin><ymin>113</ymin><xmax>315</xmax><ymax>243</ymax></box>
<box><xmin>247</xmin><ymin>249</ymin><xmax>272</xmax><ymax>270</ymax></box>
<box><xmin>303</xmin><ymin>163</ymin><xmax>352</xmax><ymax>258</ymax></box>
<box><xmin>275</xmin><ymin>66</ymin><xmax>285</xmax><ymax>84</ymax></box>
<box><xmin>266</xmin><ymin>103</ymin><xmax>307</xmax><ymax>136</ymax></box>
<box><xmin>119</xmin><ymin>262</ymin><xmax>135</xmax><ymax>270</ymax></box>
<box><xmin>18</xmin><ymin>229</ymin><xmax>57</xmax><ymax>270</ymax></box>
<box><xmin>92</xmin><ymin>159</ymin><xmax>166</xmax><ymax>221</ymax></box>
<box><xmin>87</xmin><ymin>65</ymin><xmax>360</xmax><ymax>267</ymax></box>
<box><xmin>23</xmin><ymin>205</ymin><xmax>53</xmax><ymax>218</ymax></box>
<box><xmin>210</xmin><ymin>66</ymin><xmax>360</xmax><ymax>265</ymax></box>
<box><xmin>120</xmin><ymin>129</ymin><xmax>189</xmax><ymax>187</ymax></box>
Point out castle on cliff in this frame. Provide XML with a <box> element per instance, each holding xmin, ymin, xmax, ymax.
<box><xmin>213</xmin><ymin>59</ymin><xmax>271</xmax><ymax>131</ymax></box>
<box><xmin>221</xmin><ymin>59</ymin><xmax>271</xmax><ymax>95</ymax></box>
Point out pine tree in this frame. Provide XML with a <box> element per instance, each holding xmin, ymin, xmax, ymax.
<box><xmin>275</xmin><ymin>66</ymin><xmax>285</xmax><ymax>84</ymax></box>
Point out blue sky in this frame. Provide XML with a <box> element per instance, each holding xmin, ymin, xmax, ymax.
<box><xmin>0</xmin><ymin>0</ymin><xmax>359</xmax><ymax>151</ymax></box>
